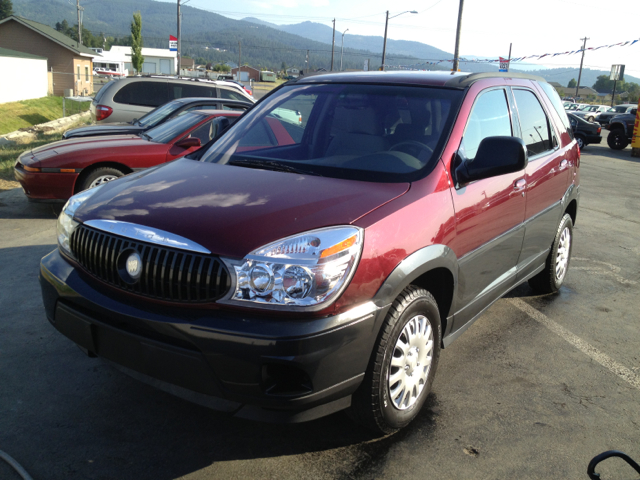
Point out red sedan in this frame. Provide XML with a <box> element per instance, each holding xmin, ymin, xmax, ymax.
<box><xmin>14</xmin><ymin>110</ymin><xmax>243</xmax><ymax>202</ymax></box>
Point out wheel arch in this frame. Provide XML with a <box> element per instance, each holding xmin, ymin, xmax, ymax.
<box><xmin>372</xmin><ymin>244</ymin><xmax>458</xmax><ymax>342</ymax></box>
<box><xmin>74</xmin><ymin>162</ymin><xmax>134</xmax><ymax>194</ymax></box>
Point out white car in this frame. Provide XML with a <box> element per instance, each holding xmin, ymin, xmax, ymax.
<box><xmin>572</xmin><ymin>105</ymin><xmax>611</xmax><ymax>122</ymax></box>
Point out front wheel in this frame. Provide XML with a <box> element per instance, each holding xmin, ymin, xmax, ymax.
<box><xmin>77</xmin><ymin>167</ymin><xmax>124</xmax><ymax>192</ymax></box>
<box><xmin>529</xmin><ymin>213</ymin><xmax>573</xmax><ymax>294</ymax></box>
<box><xmin>607</xmin><ymin>130</ymin><xmax>629</xmax><ymax>150</ymax></box>
<box><xmin>349</xmin><ymin>286</ymin><xmax>441</xmax><ymax>435</ymax></box>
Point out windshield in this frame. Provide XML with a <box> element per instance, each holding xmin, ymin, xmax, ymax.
<box><xmin>144</xmin><ymin>112</ymin><xmax>208</xmax><ymax>143</ymax></box>
<box><xmin>200</xmin><ymin>83</ymin><xmax>463</xmax><ymax>183</ymax></box>
<box><xmin>614</xmin><ymin>106</ymin><xmax>628</xmax><ymax>113</ymax></box>
<box><xmin>137</xmin><ymin>101</ymin><xmax>183</xmax><ymax>127</ymax></box>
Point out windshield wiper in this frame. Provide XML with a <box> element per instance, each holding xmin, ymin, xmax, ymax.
<box><xmin>228</xmin><ymin>159</ymin><xmax>322</xmax><ymax>176</ymax></box>
<box><xmin>139</xmin><ymin>132</ymin><xmax>151</xmax><ymax>141</ymax></box>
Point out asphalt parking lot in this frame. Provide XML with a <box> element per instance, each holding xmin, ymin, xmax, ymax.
<box><xmin>1</xmin><ymin>134</ymin><xmax>639</xmax><ymax>479</ymax></box>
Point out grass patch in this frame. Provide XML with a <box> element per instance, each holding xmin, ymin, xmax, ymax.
<box><xmin>0</xmin><ymin>118</ymin><xmax>91</xmax><ymax>182</ymax></box>
<box><xmin>0</xmin><ymin>96</ymin><xmax>91</xmax><ymax>136</ymax></box>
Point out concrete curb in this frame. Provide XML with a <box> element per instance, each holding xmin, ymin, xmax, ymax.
<box><xmin>0</xmin><ymin>111</ymin><xmax>91</xmax><ymax>146</ymax></box>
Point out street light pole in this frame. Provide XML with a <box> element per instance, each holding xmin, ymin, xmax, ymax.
<box><xmin>330</xmin><ymin>19</ymin><xmax>336</xmax><ymax>71</ymax></box>
<box><xmin>381</xmin><ymin>10</ymin><xmax>417</xmax><ymax>71</ymax></box>
<box><xmin>340</xmin><ymin>28</ymin><xmax>349</xmax><ymax>71</ymax></box>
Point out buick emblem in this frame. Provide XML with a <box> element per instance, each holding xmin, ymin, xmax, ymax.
<box><xmin>126</xmin><ymin>252</ymin><xmax>142</xmax><ymax>280</ymax></box>
<box><xmin>117</xmin><ymin>249</ymin><xmax>143</xmax><ymax>284</ymax></box>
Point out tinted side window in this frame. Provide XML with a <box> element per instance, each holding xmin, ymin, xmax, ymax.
<box><xmin>171</xmin><ymin>84</ymin><xmax>217</xmax><ymax>99</ymax></box>
<box><xmin>461</xmin><ymin>88</ymin><xmax>512</xmax><ymax>160</ymax></box>
<box><xmin>188</xmin><ymin>119</ymin><xmax>214</xmax><ymax>144</ymax></box>
<box><xmin>219</xmin><ymin>88</ymin><xmax>248</xmax><ymax>101</ymax></box>
<box><xmin>113</xmin><ymin>82</ymin><xmax>169</xmax><ymax>107</ymax></box>
<box><xmin>513</xmin><ymin>89</ymin><xmax>552</xmax><ymax>157</ymax></box>
<box><xmin>538</xmin><ymin>81</ymin><xmax>573</xmax><ymax>140</ymax></box>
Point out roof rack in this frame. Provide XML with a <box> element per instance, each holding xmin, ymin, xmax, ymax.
<box><xmin>445</xmin><ymin>71</ymin><xmax>547</xmax><ymax>88</ymax></box>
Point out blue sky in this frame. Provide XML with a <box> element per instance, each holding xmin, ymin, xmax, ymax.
<box><xmin>162</xmin><ymin>0</ymin><xmax>640</xmax><ymax>78</ymax></box>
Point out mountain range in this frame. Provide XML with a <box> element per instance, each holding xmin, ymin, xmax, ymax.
<box><xmin>12</xmin><ymin>0</ymin><xmax>640</xmax><ymax>86</ymax></box>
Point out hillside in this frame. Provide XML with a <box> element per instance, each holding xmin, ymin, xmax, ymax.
<box><xmin>12</xmin><ymin>0</ymin><xmax>640</xmax><ymax>85</ymax></box>
<box><xmin>12</xmin><ymin>0</ymin><xmax>431</xmax><ymax>71</ymax></box>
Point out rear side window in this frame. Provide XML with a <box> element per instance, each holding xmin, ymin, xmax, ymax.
<box><xmin>171</xmin><ymin>84</ymin><xmax>218</xmax><ymax>99</ymax></box>
<box><xmin>537</xmin><ymin>81</ymin><xmax>573</xmax><ymax>140</ymax></box>
<box><xmin>513</xmin><ymin>89</ymin><xmax>552</xmax><ymax>157</ymax></box>
<box><xmin>219</xmin><ymin>88</ymin><xmax>248</xmax><ymax>101</ymax></box>
<box><xmin>460</xmin><ymin>88</ymin><xmax>512</xmax><ymax>160</ymax></box>
<box><xmin>113</xmin><ymin>82</ymin><xmax>169</xmax><ymax>107</ymax></box>
<box><xmin>93</xmin><ymin>80</ymin><xmax>115</xmax><ymax>103</ymax></box>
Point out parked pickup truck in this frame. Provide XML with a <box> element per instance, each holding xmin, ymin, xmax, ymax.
<box><xmin>606</xmin><ymin>108</ymin><xmax>638</xmax><ymax>150</ymax></box>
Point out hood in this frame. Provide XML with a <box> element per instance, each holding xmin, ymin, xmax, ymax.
<box><xmin>75</xmin><ymin>159</ymin><xmax>409</xmax><ymax>258</ymax></box>
<box><xmin>30</xmin><ymin>135</ymin><xmax>150</xmax><ymax>167</ymax></box>
<box><xmin>64</xmin><ymin>124</ymin><xmax>144</xmax><ymax>139</ymax></box>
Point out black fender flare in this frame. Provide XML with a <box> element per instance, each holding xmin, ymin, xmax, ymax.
<box><xmin>372</xmin><ymin>244</ymin><xmax>459</xmax><ymax>318</ymax></box>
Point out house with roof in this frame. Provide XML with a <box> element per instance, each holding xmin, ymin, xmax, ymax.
<box><xmin>0</xmin><ymin>47</ymin><xmax>48</xmax><ymax>103</ymax></box>
<box><xmin>97</xmin><ymin>45</ymin><xmax>177</xmax><ymax>75</ymax></box>
<box><xmin>0</xmin><ymin>15</ymin><xmax>98</xmax><ymax>96</ymax></box>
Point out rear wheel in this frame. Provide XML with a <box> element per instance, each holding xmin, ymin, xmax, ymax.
<box><xmin>529</xmin><ymin>213</ymin><xmax>573</xmax><ymax>294</ymax></box>
<box><xmin>607</xmin><ymin>129</ymin><xmax>629</xmax><ymax>150</ymax></box>
<box><xmin>575</xmin><ymin>134</ymin><xmax>586</xmax><ymax>149</ymax></box>
<box><xmin>349</xmin><ymin>286</ymin><xmax>441</xmax><ymax>435</ymax></box>
<box><xmin>77</xmin><ymin>167</ymin><xmax>124</xmax><ymax>192</ymax></box>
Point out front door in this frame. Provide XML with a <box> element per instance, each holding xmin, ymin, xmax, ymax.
<box><xmin>449</xmin><ymin>87</ymin><xmax>526</xmax><ymax>328</ymax></box>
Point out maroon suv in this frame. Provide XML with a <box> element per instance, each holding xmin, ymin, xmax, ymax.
<box><xmin>40</xmin><ymin>71</ymin><xmax>580</xmax><ymax>434</ymax></box>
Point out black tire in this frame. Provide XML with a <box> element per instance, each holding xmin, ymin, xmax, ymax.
<box><xmin>575</xmin><ymin>134</ymin><xmax>586</xmax><ymax>149</ymax></box>
<box><xmin>77</xmin><ymin>167</ymin><xmax>124</xmax><ymax>192</ymax></box>
<box><xmin>349</xmin><ymin>286</ymin><xmax>441</xmax><ymax>435</ymax></box>
<box><xmin>528</xmin><ymin>213</ymin><xmax>573</xmax><ymax>294</ymax></box>
<box><xmin>607</xmin><ymin>129</ymin><xmax>629</xmax><ymax>150</ymax></box>
<box><xmin>586</xmin><ymin>115</ymin><xmax>594</xmax><ymax>123</ymax></box>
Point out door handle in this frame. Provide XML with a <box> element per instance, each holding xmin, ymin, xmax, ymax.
<box><xmin>560</xmin><ymin>159</ymin><xmax>568</xmax><ymax>169</ymax></box>
<box><xmin>514</xmin><ymin>179</ymin><xmax>526</xmax><ymax>190</ymax></box>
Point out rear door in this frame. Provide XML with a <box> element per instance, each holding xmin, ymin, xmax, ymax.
<box><xmin>511</xmin><ymin>86</ymin><xmax>571</xmax><ymax>281</ymax></box>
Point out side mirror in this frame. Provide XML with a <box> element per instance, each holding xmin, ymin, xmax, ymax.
<box><xmin>455</xmin><ymin>136</ymin><xmax>527</xmax><ymax>186</ymax></box>
<box><xmin>175</xmin><ymin>137</ymin><xmax>201</xmax><ymax>149</ymax></box>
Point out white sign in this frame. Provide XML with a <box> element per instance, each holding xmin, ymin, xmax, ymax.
<box><xmin>169</xmin><ymin>35</ymin><xmax>177</xmax><ymax>52</ymax></box>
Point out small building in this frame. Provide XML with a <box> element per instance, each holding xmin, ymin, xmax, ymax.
<box><xmin>99</xmin><ymin>46</ymin><xmax>177</xmax><ymax>75</ymax></box>
<box><xmin>0</xmin><ymin>15</ymin><xmax>97</xmax><ymax>96</ymax></box>
<box><xmin>0</xmin><ymin>47</ymin><xmax>48</xmax><ymax>103</ymax></box>
<box><xmin>180</xmin><ymin>57</ymin><xmax>195</xmax><ymax>70</ymax></box>
<box><xmin>231</xmin><ymin>65</ymin><xmax>260</xmax><ymax>83</ymax></box>
<box><xmin>286</xmin><ymin>67</ymin><xmax>300</xmax><ymax>78</ymax></box>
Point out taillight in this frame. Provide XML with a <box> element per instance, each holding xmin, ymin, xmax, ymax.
<box><xmin>597</xmin><ymin>127</ymin><xmax>601</xmax><ymax>134</ymax></box>
<box><xmin>95</xmin><ymin>105</ymin><xmax>113</xmax><ymax>122</ymax></box>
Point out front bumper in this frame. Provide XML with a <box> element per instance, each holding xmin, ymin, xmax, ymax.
<box><xmin>14</xmin><ymin>165</ymin><xmax>77</xmax><ymax>202</ymax></box>
<box><xmin>40</xmin><ymin>249</ymin><xmax>388</xmax><ymax>423</ymax></box>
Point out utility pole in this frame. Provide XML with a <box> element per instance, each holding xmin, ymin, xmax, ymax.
<box><xmin>76</xmin><ymin>0</ymin><xmax>82</xmax><ymax>45</ymax></box>
<box><xmin>306</xmin><ymin>49</ymin><xmax>309</xmax><ymax>74</ymax></box>
<box><xmin>381</xmin><ymin>11</ymin><xmax>389</xmax><ymax>71</ymax></box>
<box><xmin>575</xmin><ymin>37</ymin><xmax>589</xmax><ymax>99</ymax></box>
<box><xmin>452</xmin><ymin>0</ymin><xmax>464</xmax><ymax>71</ymax></box>
<box><xmin>330</xmin><ymin>19</ymin><xmax>335</xmax><ymax>71</ymax></box>
<box><xmin>507</xmin><ymin>43</ymin><xmax>512</xmax><ymax>65</ymax></box>
<box><xmin>238</xmin><ymin>41</ymin><xmax>241</xmax><ymax>81</ymax></box>
<box><xmin>177</xmin><ymin>0</ymin><xmax>181</xmax><ymax>76</ymax></box>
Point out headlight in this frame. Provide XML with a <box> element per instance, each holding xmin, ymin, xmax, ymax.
<box><xmin>226</xmin><ymin>226</ymin><xmax>363</xmax><ymax>310</ymax></box>
<box><xmin>57</xmin><ymin>184</ymin><xmax>105</xmax><ymax>256</ymax></box>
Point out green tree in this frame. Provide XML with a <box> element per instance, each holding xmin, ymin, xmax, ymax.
<box><xmin>567</xmin><ymin>78</ymin><xmax>577</xmax><ymax>89</ymax></box>
<box><xmin>130</xmin><ymin>11</ymin><xmax>144</xmax><ymax>74</ymax></box>
<box><xmin>592</xmin><ymin>74</ymin><xmax>626</xmax><ymax>94</ymax></box>
<box><xmin>0</xmin><ymin>0</ymin><xmax>13</xmax><ymax>20</ymax></box>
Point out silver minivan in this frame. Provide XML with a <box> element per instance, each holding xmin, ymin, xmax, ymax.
<box><xmin>91</xmin><ymin>76</ymin><xmax>254</xmax><ymax>124</ymax></box>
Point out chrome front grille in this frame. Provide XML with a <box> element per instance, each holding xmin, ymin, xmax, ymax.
<box><xmin>70</xmin><ymin>225</ymin><xmax>230</xmax><ymax>303</ymax></box>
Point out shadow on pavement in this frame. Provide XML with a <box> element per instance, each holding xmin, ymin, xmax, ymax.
<box><xmin>0</xmin><ymin>187</ymin><xmax>62</xmax><ymax>219</ymax></box>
